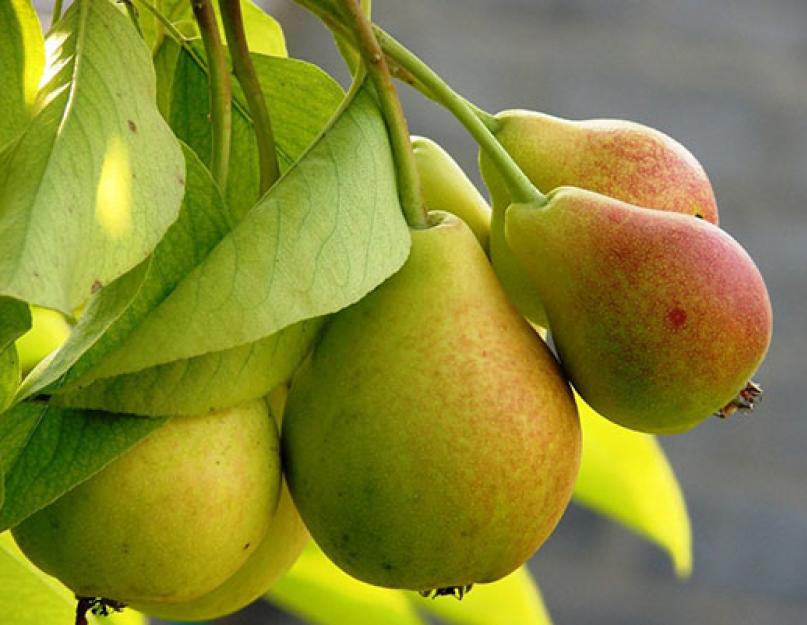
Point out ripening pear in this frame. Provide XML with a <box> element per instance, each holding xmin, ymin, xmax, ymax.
<box><xmin>282</xmin><ymin>212</ymin><xmax>580</xmax><ymax>593</ymax></box>
<box><xmin>14</xmin><ymin>306</ymin><xmax>71</xmax><ymax>372</ymax></box>
<box><xmin>12</xmin><ymin>399</ymin><xmax>281</xmax><ymax>606</ymax></box>
<box><xmin>479</xmin><ymin>110</ymin><xmax>719</xmax><ymax>327</ymax></box>
<box><xmin>133</xmin><ymin>387</ymin><xmax>309</xmax><ymax>621</ymax></box>
<box><xmin>412</xmin><ymin>136</ymin><xmax>491</xmax><ymax>248</ymax></box>
<box><xmin>506</xmin><ymin>187</ymin><xmax>772</xmax><ymax>433</ymax></box>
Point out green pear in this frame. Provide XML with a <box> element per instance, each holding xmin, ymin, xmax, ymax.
<box><xmin>12</xmin><ymin>399</ymin><xmax>281</xmax><ymax>606</ymax></box>
<box><xmin>506</xmin><ymin>187</ymin><xmax>772</xmax><ymax>433</ymax></box>
<box><xmin>479</xmin><ymin>110</ymin><xmax>719</xmax><ymax>327</ymax></box>
<box><xmin>133</xmin><ymin>387</ymin><xmax>309</xmax><ymax>621</ymax></box>
<box><xmin>412</xmin><ymin>136</ymin><xmax>491</xmax><ymax>248</ymax></box>
<box><xmin>282</xmin><ymin>212</ymin><xmax>580</xmax><ymax>592</ymax></box>
<box><xmin>14</xmin><ymin>306</ymin><xmax>71</xmax><ymax>373</ymax></box>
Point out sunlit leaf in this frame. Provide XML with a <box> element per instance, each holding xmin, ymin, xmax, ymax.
<box><xmin>266</xmin><ymin>542</ymin><xmax>426</xmax><ymax>625</ymax></box>
<box><xmin>136</xmin><ymin>0</ymin><xmax>286</xmax><ymax>57</ymax></box>
<box><xmin>0</xmin><ymin>531</ymin><xmax>146</xmax><ymax>625</ymax></box>
<box><xmin>573</xmin><ymin>394</ymin><xmax>692</xmax><ymax>576</ymax></box>
<box><xmin>0</xmin><ymin>0</ymin><xmax>44</xmax><ymax>147</ymax></box>
<box><xmin>0</xmin><ymin>0</ymin><xmax>185</xmax><ymax>313</ymax></box>
<box><xmin>60</xmin><ymin>81</ymin><xmax>409</xmax><ymax>382</ymax></box>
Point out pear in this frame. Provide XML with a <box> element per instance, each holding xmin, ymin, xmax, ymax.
<box><xmin>15</xmin><ymin>306</ymin><xmax>71</xmax><ymax>373</ymax></box>
<box><xmin>12</xmin><ymin>399</ymin><xmax>281</xmax><ymax>606</ymax></box>
<box><xmin>412</xmin><ymin>136</ymin><xmax>491</xmax><ymax>248</ymax></box>
<box><xmin>282</xmin><ymin>212</ymin><xmax>580</xmax><ymax>592</ymax></box>
<box><xmin>479</xmin><ymin>110</ymin><xmax>719</xmax><ymax>327</ymax></box>
<box><xmin>132</xmin><ymin>387</ymin><xmax>309</xmax><ymax>621</ymax></box>
<box><xmin>506</xmin><ymin>188</ymin><xmax>772</xmax><ymax>433</ymax></box>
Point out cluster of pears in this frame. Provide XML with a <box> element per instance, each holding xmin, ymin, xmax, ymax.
<box><xmin>10</xmin><ymin>108</ymin><xmax>771</xmax><ymax>617</ymax></box>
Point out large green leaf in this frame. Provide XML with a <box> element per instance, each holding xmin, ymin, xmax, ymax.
<box><xmin>136</xmin><ymin>0</ymin><xmax>286</xmax><ymax>57</ymax></box>
<box><xmin>0</xmin><ymin>531</ymin><xmax>145</xmax><ymax>625</ymax></box>
<box><xmin>0</xmin><ymin>0</ymin><xmax>44</xmax><ymax>148</ymax></box>
<box><xmin>572</xmin><ymin>394</ymin><xmax>692</xmax><ymax>576</ymax></box>
<box><xmin>56</xmin><ymin>81</ymin><xmax>409</xmax><ymax>383</ymax></box>
<box><xmin>0</xmin><ymin>0</ymin><xmax>185</xmax><ymax>314</ymax></box>
<box><xmin>411</xmin><ymin>567</ymin><xmax>552</xmax><ymax>625</ymax></box>
<box><xmin>0</xmin><ymin>402</ymin><xmax>166</xmax><ymax>531</ymax></box>
<box><xmin>17</xmin><ymin>145</ymin><xmax>230</xmax><ymax>404</ymax></box>
<box><xmin>267</xmin><ymin>542</ymin><xmax>426</xmax><ymax>625</ymax></box>
<box><xmin>170</xmin><ymin>46</ymin><xmax>345</xmax><ymax>220</ymax></box>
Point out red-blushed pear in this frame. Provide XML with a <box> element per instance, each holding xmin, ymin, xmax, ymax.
<box><xmin>132</xmin><ymin>387</ymin><xmax>310</xmax><ymax>622</ymax></box>
<box><xmin>282</xmin><ymin>212</ymin><xmax>580</xmax><ymax>594</ymax></box>
<box><xmin>506</xmin><ymin>187</ymin><xmax>772</xmax><ymax>434</ymax></box>
<box><xmin>12</xmin><ymin>400</ymin><xmax>281</xmax><ymax>607</ymax></box>
<box><xmin>479</xmin><ymin>110</ymin><xmax>719</xmax><ymax>327</ymax></box>
<box><xmin>412</xmin><ymin>135</ymin><xmax>491</xmax><ymax>249</ymax></box>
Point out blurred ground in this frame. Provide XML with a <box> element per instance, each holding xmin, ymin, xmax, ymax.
<box><xmin>34</xmin><ymin>1</ymin><xmax>807</xmax><ymax>623</ymax></box>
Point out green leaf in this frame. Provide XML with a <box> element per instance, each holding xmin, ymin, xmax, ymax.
<box><xmin>0</xmin><ymin>298</ymin><xmax>31</xmax><ymax>414</ymax></box>
<box><xmin>0</xmin><ymin>0</ymin><xmax>44</xmax><ymax>148</ymax></box>
<box><xmin>170</xmin><ymin>46</ymin><xmax>345</xmax><ymax>220</ymax></box>
<box><xmin>412</xmin><ymin>567</ymin><xmax>552</xmax><ymax>625</ymax></box>
<box><xmin>266</xmin><ymin>542</ymin><xmax>426</xmax><ymax>625</ymax></box>
<box><xmin>0</xmin><ymin>531</ymin><xmax>146</xmax><ymax>625</ymax></box>
<box><xmin>61</xmin><ymin>81</ymin><xmax>409</xmax><ymax>382</ymax></box>
<box><xmin>53</xmin><ymin>318</ymin><xmax>323</xmax><ymax>417</ymax></box>
<box><xmin>136</xmin><ymin>0</ymin><xmax>286</xmax><ymax>57</ymax></box>
<box><xmin>0</xmin><ymin>402</ymin><xmax>166</xmax><ymax>531</ymax></box>
<box><xmin>572</xmin><ymin>394</ymin><xmax>692</xmax><ymax>577</ymax></box>
<box><xmin>0</xmin><ymin>0</ymin><xmax>185</xmax><ymax>314</ymax></box>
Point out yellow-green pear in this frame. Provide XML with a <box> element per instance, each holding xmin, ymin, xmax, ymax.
<box><xmin>282</xmin><ymin>212</ymin><xmax>580</xmax><ymax>593</ymax></box>
<box><xmin>479</xmin><ymin>110</ymin><xmax>719</xmax><ymax>327</ymax></box>
<box><xmin>14</xmin><ymin>306</ymin><xmax>71</xmax><ymax>372</ymax></box>
<box><xmin>412</xmin><ymin>136</ymin><xmax>491</xmax><ymax>248</ymax></box>
<box><xmin>133</xmin><ymin>387</ymin><xmax>309</xmax><ymax>621</ymax></box>
<box><xmin>12</xmin><ymin>399</ymin><xmax>281</xmax><ymax>606</ymax></box>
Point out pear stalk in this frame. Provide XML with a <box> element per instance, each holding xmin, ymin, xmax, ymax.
<box><xmin>295</xmin><ymin>0</ymin><xmax>534</xmax><ymax>203</ymax></box>
<box><xmin>338</xmin><ymin>0</ymin><xmax>427</xmax><ymax>228</ymax></box>
<box><xmin>219</xmin><ymin>0</ymin><xmax>280</xmax><ymax>195</ymax></box>
<box><xmin>191</xmin><ymin>0</ymin><xmax>232</xmax><ymax>189</ymax></box>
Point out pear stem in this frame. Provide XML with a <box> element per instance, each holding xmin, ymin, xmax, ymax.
<box><xmin>338</xmin><ymin>0</ymin><xmax>428</xmax><ymax>228</ymax></box>
<box><xmin>51</xmin><ymin>0</ymin><xmax>64</xmax><ymax>29</ymax></box>
<box><xmin>219</xmin><ymin>0</ymin><xmax>280</xmax><ymax>195</ymax></box>
<box><xmin>191</xmin><ymin>0</ymin><xmax>232</xmax><ymax>190</ymax></box>
<box><xmin>295</xmin><ymin>0</ymin><xmax>541</xmax><ymax>205</ymax></box>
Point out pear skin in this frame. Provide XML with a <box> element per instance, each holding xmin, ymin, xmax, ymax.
<box><xmin>412</xmin><ymin>136</ymin><xmax>491</xmax><ymax>249</ymax></box>
<box><xmin>12</xmin><ymin>400</ymin><xmax>281</xmax><ymax>605</ymax></box>
<box><xmin>479</xmin><ymin>110</ymin><xmax>719</xmax><ymax>327</ymax></box>
<box><xmin>506</xmin><ymin>188</ymin><xmax>772</xmax><ymax>433</ymax></box>
<box><xmin>282</xmin><ymin>212</ymin><xmax>580</xmax><ymax>592</ymax></box>
<box><xmin>133</xmin><ymin>387</ymin><xmax>309</xmax><ymax>621</ymax></box>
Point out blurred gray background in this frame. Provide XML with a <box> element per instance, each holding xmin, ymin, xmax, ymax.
<box><xmin>34</xmin><ymin>1</ymin><xmax>807</xmax><ymax>623</ymax></box>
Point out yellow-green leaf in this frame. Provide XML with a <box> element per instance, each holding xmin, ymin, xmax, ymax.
<box><xmin>0</xmin><ymin>0</ymin><xmax>44</xmax><ymax>147</ymax></box>
<box><xmin>412</xmin><ymin>566</ymin><xmax>552</xmax><ymax>625</ymax></box>
<box><xmin>266</xmin><ymin>542</ymin><xmax>426</xmax><ymax>625</ymax></box>
<box><xmin>0</xmin><ymin>531</ymin><xmax>146</xmax><ymax>625</ymax></box>
<box><xmin>572</xmin><ymin>394</ymin><xmax>692</xmax><ymax>576</ymax></box>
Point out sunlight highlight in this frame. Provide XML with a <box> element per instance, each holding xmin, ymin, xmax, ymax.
<box><xmin>95</xmin><ymin>136</ymin><xmax>133</xmax><ymax>240</ymax></box>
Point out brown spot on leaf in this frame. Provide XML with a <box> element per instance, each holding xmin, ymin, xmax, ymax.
<box><xmin>127</xmin><ymin>120</ymin><xmax>137</xmax><ymax>133</ymax></box>
<box><xmin>91</xmin><ymin>280</ymin><xmax>103</xmax><ymax>294</ymax></box>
